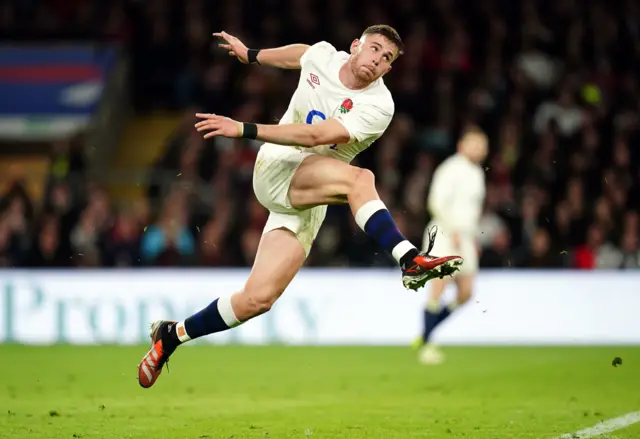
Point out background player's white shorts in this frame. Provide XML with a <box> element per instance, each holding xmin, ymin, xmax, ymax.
<box><xmin>253</xmin><ymin>144</ymin><xmax>327</xmax><ymax>256</ymax></box>
<box><xmin>422</xmin><ymin>223</ymin><xmax>479</xmax><ymax>276</ymax></box>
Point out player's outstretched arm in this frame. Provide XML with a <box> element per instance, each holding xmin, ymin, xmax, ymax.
<box><xmin>194</xmin><ymin>113</ymin><xmax>351</xmax><ymax>147</ymax></box>
<box><xmin>215</xmin><ymin>31</ymin><xmax>309</xmax><ymax>69</ymax></box>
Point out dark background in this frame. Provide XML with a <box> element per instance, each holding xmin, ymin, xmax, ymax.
<box><xmin>0</xmin><ymin>0</ymin><xmax>638</xmax><ymax>271</ymax></box>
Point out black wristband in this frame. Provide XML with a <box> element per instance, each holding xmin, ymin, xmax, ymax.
<box><xmin>242</xmin><ymin>122</ymin><xmax>258</xmax><ymax>140</ymax></box>
<box><xmin>247</xmin><ymin>48</ymin><xmax>261</xmax><ymax>65</ymax></box>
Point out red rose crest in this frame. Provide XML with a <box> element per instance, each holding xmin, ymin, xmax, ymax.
<box><xmin>339</xmin><ymin>98</ymin><xmax>353</xmax><ymax>114</ymax></box>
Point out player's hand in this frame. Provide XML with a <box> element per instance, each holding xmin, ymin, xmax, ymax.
<box><xmin>194</xmin><ymin>113</ymin><xmax>242</xmax><ymax>139</ymax></box>
<box><xmin>213</xmin><ymin>31</ymin><xmax>249</xmax><ymax>64</ymax></box>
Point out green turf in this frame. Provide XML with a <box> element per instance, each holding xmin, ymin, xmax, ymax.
<box><xmin>1</xmin><ymin>345</ymin><xmax>639</xmax><ymax>438</ymax></box>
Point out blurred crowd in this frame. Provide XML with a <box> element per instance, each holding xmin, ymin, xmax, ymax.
<box><xmin>1</xmin><ymin>0</ymin><xmax>639</xmax><ymax>269</ymax></box>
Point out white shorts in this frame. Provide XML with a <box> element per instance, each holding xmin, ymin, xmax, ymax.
<box><xmin>422</xmin><ymin>224</ymin><xmax>479</xmax><ymax>276</ymax></box>
<box><xmin>253</xmin><ymin>144</ymin><xmax>327</xmax><ymax>256</ymax></box>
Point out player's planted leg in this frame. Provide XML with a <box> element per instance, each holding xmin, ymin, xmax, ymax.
<box><xmin>288</xmin><ymin>155</ymin><xmax>462</xmax><ymax>290</ymax></box>
<box><xmin>419</xmin><ymin>275</ymin><xmax>473</xmax><ymax>364</ymax></box>
<box><xmin>138</xmin><ymin>229</ymin><xmax>306</xmax><ymax>388</ymax></box>
<box><xmin>418</xmin><ymin>278</ymin><xmax>449</xmax><ymax>365</ymax></box>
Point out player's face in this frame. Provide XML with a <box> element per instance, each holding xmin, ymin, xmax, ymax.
<box><xmin>350</xmin><ymin>34</ymin><xmax>397</xmax><ymax>82</ymax></box>
<box><xmin>460</xmin><ymin>134</ymin><xmax>489</xmax><ymax>163</ymax></box>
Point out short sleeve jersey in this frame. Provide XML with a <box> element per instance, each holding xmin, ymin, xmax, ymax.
<box><xmin>272</xmin><ymin>41</ymin><xmax>395</xmax><ymax>163</ymax></box>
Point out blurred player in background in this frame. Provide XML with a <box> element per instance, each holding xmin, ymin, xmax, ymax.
<box><xmin>417</xmin><ymin>127</ymin><xmax>488</xmax><ymax>364</ymax></box>
<box><xmin>137</xmin><ymin>25</ymin><xmax>463</xmax><ymax>388</ymax></box>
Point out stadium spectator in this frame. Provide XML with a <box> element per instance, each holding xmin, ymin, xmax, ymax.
<box><xmin>140</xmin><ymin>187</ymin><xmax>196</xmax><ymax>266</ymax></box>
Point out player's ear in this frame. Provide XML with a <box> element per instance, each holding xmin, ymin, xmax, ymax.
<box><xmin>349</xmin><ymin>39</ymin><xmax>361</xmax><ymax>54</ymax></box>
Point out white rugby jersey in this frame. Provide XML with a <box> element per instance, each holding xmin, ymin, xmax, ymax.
<box><xmin>268</xmin><ymin>41</ymin><xmax>394</xmax><ymax>163</ymax></box>
<box><xmin>427</xmin><ymin>153</ymin><xmax>486</xmax><ymax>236</ymax></box>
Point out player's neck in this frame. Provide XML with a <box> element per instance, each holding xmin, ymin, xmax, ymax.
<box><xmin>338</xmin><ymin>62</ymin><xmax>371</xmax><ymax>90</ymax></box>
<box><xmin>458</xmin><ymin>152</ymin><xmax>476</xmax><ymax>165</ymax></box>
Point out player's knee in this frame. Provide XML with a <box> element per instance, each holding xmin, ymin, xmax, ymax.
<box><xmin>348</xmin><ymin>166</ymin><xmax>375</xmax><ymax>193</ymax></box>
<box><xmin>242</xmin><ymin>287</ymin><xmax>281</xmax><ymax>317</ymax></box>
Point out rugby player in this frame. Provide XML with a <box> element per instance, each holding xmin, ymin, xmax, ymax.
<box><xmin>138</xmin><ymin>25</ymin><xmax>463</xmax><ymax>388</ymax></box>
<box><xmin>417</xmin><ymin>127</ymin><xmax>488</xmax><ymax>364</ymax></box>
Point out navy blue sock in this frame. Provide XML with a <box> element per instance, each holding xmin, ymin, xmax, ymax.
<box><xmin>437</xmin><ymin>307</ymin><xmax>452</xmax><ymax>326</ymax></box>
<box><xmin>422</xmin><ymin>306</ymin><xmax>453</xmax><ymax>343</ymax></box>
<box><xmin>422</xmin><ymin>308</ymin><xmax>441</xmax><ymax>343</ymax></box>
<box><xmin>183</xmin><ymin>299</ymin><xmax>229</xmax><ymax>339</ymax></box>
<box><xmin>174</xmin><ymin>297</ymin><xmax>240</xmax><ymax>343</ymax></box>
<box><xmin>355</xmin><ymin>200</ymin><xmax>417</xmax><ymax>267</ymax></box>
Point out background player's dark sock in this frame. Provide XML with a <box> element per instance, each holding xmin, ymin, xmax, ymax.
<box><xmin>435</xmin><ymin>307</ymin><xmax>452</xmax><ymax>326</ymax></box>
<box><xmin>422</xmin><ymin>308</ymin><xmax>441</xmax><ymax>343</ymax></box>
<box><xmin>354</xmin><ymin>200</ymin><xmax>417</xmax><ymax>266</ymax></box>
<box><xmin>172</xmin><ymin>295</ymin><xmax>241</xmax><ymax>344</ymax></box>
<box><xmin>422</xmin><ymin>300</ymin><xmax>456</xmax><ymax>343</ymax></box>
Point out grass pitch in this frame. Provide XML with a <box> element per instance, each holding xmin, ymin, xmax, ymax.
<box><xmin>1</xmin><ymin>345</ymin><xmax>639</xmax><ymax>438</ymax></box>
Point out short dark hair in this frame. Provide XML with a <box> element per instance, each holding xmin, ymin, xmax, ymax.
<box><xmin>461</xmin><ymin>125</ymin><xmax>486</xmax><ymax>136</ymax></box>
<box><xmin>362</xmin><ymin>25</ymin><xmax>404</xmax><ymax>57</ymax></box>
<box><xmin>460</xmin><ymin>124</ymin><xmax>488</xmax><ymax>142</ymax></box>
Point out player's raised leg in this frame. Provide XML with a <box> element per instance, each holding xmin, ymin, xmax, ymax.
<box><xmin>288</xmin><ymin>154</ymin><xmax>462</xmax><ymax>290</ymax></box>
<box><xmin>137</xmin><ymin>228</ymin><xmax>306</xmax><ymax>388</ymax></box>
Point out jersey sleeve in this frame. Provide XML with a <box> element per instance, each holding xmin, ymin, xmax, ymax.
<box><xmin>300</xmin><ymin>41</ymin><xmax>337</xmax><ymax>67</ymax></box>
<box><xmin>334</xmin><ymin>98</ymin><xmax>394</xmax><ymax>143</ymax></box>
